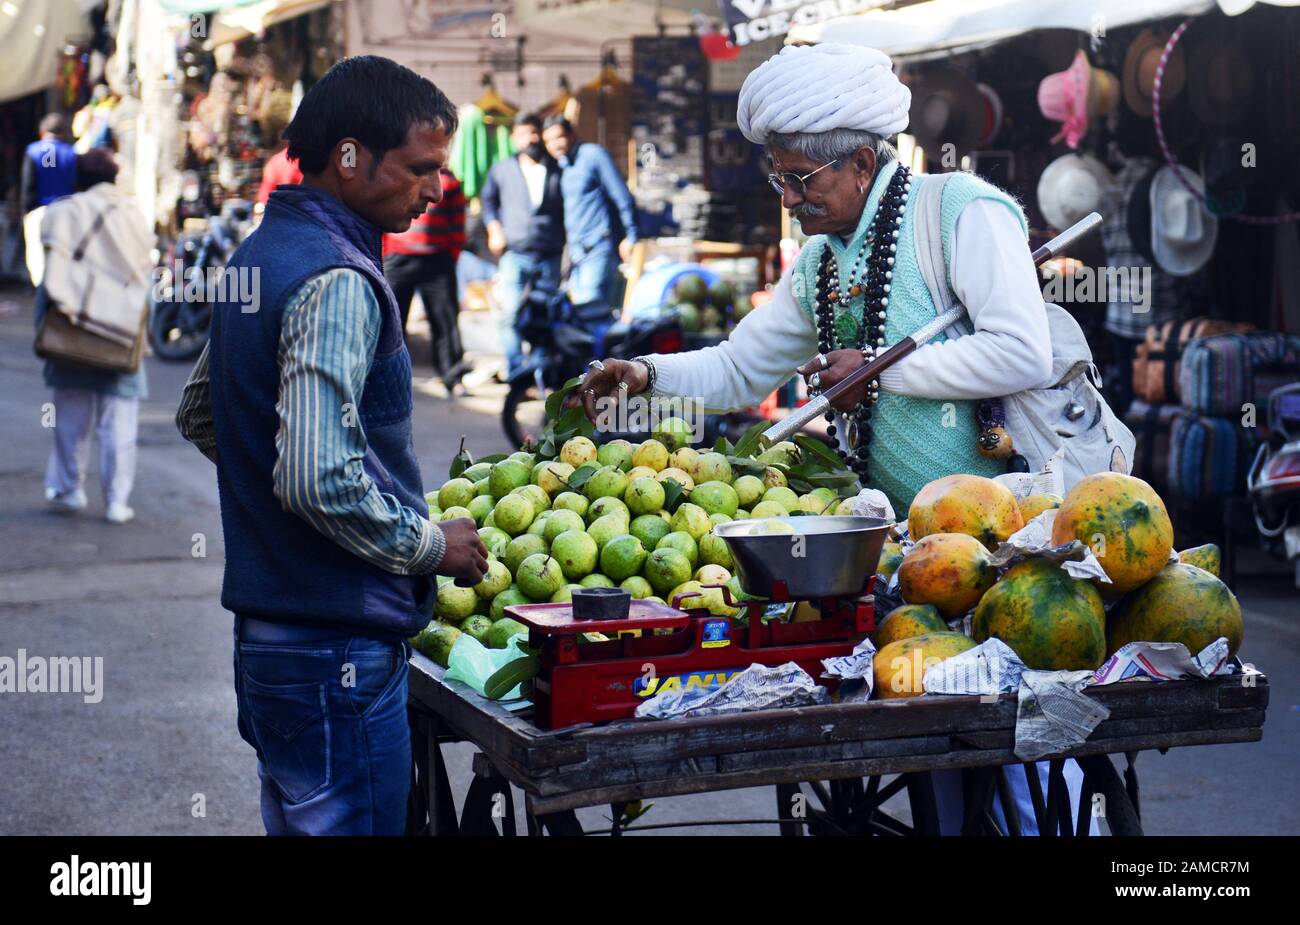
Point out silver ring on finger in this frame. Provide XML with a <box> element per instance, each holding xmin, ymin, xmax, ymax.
<box><xmin>817</xmin><ymin>353</ymin><xmax>829</xmax><ymax>370</ymax></box>
<box><xmin>587</xmin><ymin>359</ymin><xmax>606</xmax><ymax>372</ymax></box>
<box><xmin>809</xmin><ymin>371</ymin><xmax>821</xmax><ymax>390</ymax></box>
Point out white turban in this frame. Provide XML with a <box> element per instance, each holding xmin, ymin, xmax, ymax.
<box><xmin>736</xmin><ymin>44</ymin><xmax>911</xmax><ymax>145</ymax></box>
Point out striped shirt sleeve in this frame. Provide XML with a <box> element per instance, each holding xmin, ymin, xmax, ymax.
<box><xmin>273</xmin><ymin>268</ymin><xmax>445</xmax><ymax>575</ymax></box>
<box><xmin>176</xmin><ymin>342</ymin><xmax>219</xmax><ymax>463</ymax></box>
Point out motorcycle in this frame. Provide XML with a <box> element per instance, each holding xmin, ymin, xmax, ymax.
<box><xmin>501</xmin><ymin>276</ymin><xmax>767</xmax><ymax>448</ymax></box>
<box><xmin>148</xmin><ymin>197</ymin><xmax>254</xmax><ymax>361</ymax></box>
<box><xmin>1247</xmin><ymin>382</ymin><xmax>1300</xmax><ymax>582</ymax></box>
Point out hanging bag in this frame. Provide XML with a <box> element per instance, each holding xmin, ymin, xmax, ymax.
<box><xmin>912</xmin><ymin>172</ymin><xmax>1135</xmax><ymax>489</ymax></box>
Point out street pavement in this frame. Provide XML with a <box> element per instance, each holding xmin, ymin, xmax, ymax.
<box><xmin>1</xmin><ymin>285</ymin><xmax>1296</xmax><ymax>836</ymax></box>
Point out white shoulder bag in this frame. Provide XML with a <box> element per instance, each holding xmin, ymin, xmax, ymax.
<box><xmin>911</xmin><ymin>173</ymin><xmax>1135</xmax><ymax>490</ymax></box>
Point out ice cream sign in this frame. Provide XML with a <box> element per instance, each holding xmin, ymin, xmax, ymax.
<box><xmin>719</xmin><ymin>0</ymin><xmax>889</xmax><ymax>47</ymax></box>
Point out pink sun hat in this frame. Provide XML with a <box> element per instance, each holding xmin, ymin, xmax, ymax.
<box><xmin>1038</xmin><ymin>50</ymin><xmax>1119</xmax><ymax>149</ymax></box>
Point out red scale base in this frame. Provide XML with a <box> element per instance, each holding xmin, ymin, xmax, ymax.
<box><xmin>507</xmin><ymin>579</ymin><xmax>876</xmax><ymax>730</ymax></box>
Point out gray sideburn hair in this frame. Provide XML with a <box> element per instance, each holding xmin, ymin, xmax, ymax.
<box><xmin>766</xmin><ymin>129</ymin><xmax>897</xmax><ymax>172</ymax></box>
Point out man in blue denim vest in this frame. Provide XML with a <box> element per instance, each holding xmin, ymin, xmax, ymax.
<box><xmin>177</xmin><ymin>56</ymin><xmax>487</xmax><ymax>835</ymax></box>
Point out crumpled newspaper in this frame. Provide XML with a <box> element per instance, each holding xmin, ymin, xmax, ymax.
<box><xmin>848</xmin><ymin>488</ymin><xmax>896</xmax><ymax>522</ymax></box>
<box><xmin>634</xmin><ymin>661</ymin><xmax>829</xmax><ymax>720</ymax></box>
<box><xmin>822</xmin><ymin>638</ymin><xmax>876</xmax><ymax>703</ymax></box>
<box><xmin>1014</xmin><ymin>669</ymin><xmax>1111</xmax><ymax>762</ymax></box>
<box><xmin>988</xmin><ymin>510</ymin><xmax>1111</xmax><ymax>584</ymax></box>
<box><xmin>1091</xmin><ymin>637</ymin><xmax>1234</xmax><ymax>685</ymax></box>
<box><xmin>993</xmin><ymin>447</ymin><xmax>1066</xmax><ymax>501</ymax></box>
<box><xmin>922</xmin><ymin>637</ymin><xmax>1024</xmax><ymax>697</ymax></box>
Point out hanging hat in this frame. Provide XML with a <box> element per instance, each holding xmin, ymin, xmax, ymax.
<box><xmin>1187</xmin><ymin>34</ymin><xmax>1254</xmax><ymax>127</ymax></box>
<box><xmin>1201</xmin><ymin>136</ymin><xmax>1254</xmax><ymax>216</ymax></box>
<box><xmin>1037</xmin><ymin>153</ymin><xmax>1116</xmax><ymax>232</ymax></box>
<box><xmin>906</xmin><ymin>68</ymin><xmax>984</xmax><ymax>156</ymax></box>
<box><xmin>975</xmin><ymin>82</ymin><xmax>1004</xmax><ymax>147</ymax></box>
<box><xmin>1126</xmin><ymin>165</ymin><xmax>1160</xmax><ymax>265</ymax></box>
<box><xmin>1038</xmin><ymin>50</ymin><xmax>1119</xmax><ymax>149</ymax></box>
<box><xmin>1122</xmin><ymin>28</ymin><xmax>1186</xmax><ymax>118</ymax></box>
<box><xmin>1150</xmin><ymin>166</ymin><xmax>1218</xmax><ymax>277</ymax></box>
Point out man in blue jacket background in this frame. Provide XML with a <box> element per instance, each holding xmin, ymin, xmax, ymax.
<box><xmin>542</xmin><ymin>115</ymin><xmax>638</xmax><ymax>308</ymax></box>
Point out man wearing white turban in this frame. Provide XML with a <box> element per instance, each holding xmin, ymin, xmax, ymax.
<box><xmin>581</xmin><ymin>43</ymin><xmax>1053</xmax><ymax>512</ymax></box>
<box><xmin>576</xmin><ymin>44</ymin><xmax>1092</xmax><ymax>836</ymax></box>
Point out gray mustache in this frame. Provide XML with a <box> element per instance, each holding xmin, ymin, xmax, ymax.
<box><xmin>791</xmin><ymin>202</ymin><xmax>828</xmax><ymax>219</ymax></box>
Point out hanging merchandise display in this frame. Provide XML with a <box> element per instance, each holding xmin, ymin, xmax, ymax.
<box><xmin>974</xmin><ymin>82</ymin><xmax>1004</xmax><ymax>148</ymax></box>
<box><xmin>573</xmin><ymin>64</ymin><xmax>632</xmax><ymax>180</ymax></box>
<box><xmin>1151</xmin><ymin>19</ymin><xmax>1300</xmax><ymax>225</ymax></box>
<box><xmin>450</xmin><ymin>79</ymin><xmax>517</xmax><ymax>201</ymax></box>
<box><xmin>1037</xmin><ymin>49</ymin><xmax>1119</xmax><ymax>150</ymax></box>
<box><xmin>1148</xmin><ymin>165</ymin><xmax>1219</xmax><ymax>277</ymax></box>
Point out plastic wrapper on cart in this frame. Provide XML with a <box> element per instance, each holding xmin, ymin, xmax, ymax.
<box><xmin>445</xmin><ymin>634</ymin><xmax>530</xmax><ymax>701</ymax></box>
<box><xmin>634</xmin><ymin>661</ymin><xmax>828</xmax><ymax>720</ymax></box>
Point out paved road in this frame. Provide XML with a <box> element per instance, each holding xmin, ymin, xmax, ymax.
<box><xmin>1</xmin><ymin>286</ymin><xmax>1296</xmax><ymax>835</ymax></box>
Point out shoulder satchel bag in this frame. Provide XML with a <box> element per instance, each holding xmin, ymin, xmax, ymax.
<box><xmin>35</xmin><ymin>204</ymin><xmax>148</xmax><ymax>374</ymax></box>
<box><xmin>911</xmin><ymin>172</ymin><xmax>1135</xmax><ymax>490</ymax></box>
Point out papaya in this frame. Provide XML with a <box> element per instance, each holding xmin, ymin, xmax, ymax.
<box><xmin>876</xmin><ymin>541</ymin><xmax>905</xmax><ymax>581</ymax></box>
<box><xmin>873</xmin><ymin>632</ymin><xmax>977</xmax><ymax>699</ymax></box>
<box><xmin>871</xmin><ymin>604</ymin><xmax>949</xmax><ymax>649</ymax></box>
<box><xmin>1051</xmin><ymin>472</ymin><xmax>1174</xmax><ymax>595</ymax></box>
<box><xmin>897</xmin><ymin>532</ymin><xmax>997</xmax><ymax>618</ymax></box>
<box><xmin>1018</xmin><ymin>493</ymin><xmax>1063</xmax><ymax>523</ymax></box>
<box><xmin>972</xmin><ymin>558</ymin><xmax>1107</xmax><ymax>670</ymax></box>
<box><xmin>908</xmin><ymin>474</ymin><xmax>1024</xmax><ymax>551</ymax></box>
<box><xmin>1177</xmin><ymin>544</ymin><xmax>1221</xmax><ymax>577</ymax></box>
<box><xmin>1107</xmin><ymin>562</ymin><xmax>1243</xmax><ymax>658</ymax></box>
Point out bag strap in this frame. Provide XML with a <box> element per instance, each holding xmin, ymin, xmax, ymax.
<box><xmin>912</xmin><ymin>172</ymin><xmax>967</xmax><ymax>335</ymax></box>
<box><xmin>71</xmin><ymin>205</ymin><xmax>112</xmax><ymax>261</ymax></box>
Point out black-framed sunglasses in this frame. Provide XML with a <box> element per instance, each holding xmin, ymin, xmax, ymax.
<box><xmin>767</xmin><ymin>158</ymin><xmax>839</xmax><ymax>196</ymax></box>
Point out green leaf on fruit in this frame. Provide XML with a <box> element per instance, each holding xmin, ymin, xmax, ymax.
<box><xmin>545</xmin><ymin>375</ymin><xmax>585</xmax><ymax>421</ymax></box>
<box><xmin>567</xmin><ymin>463</ymin><xmax>600</xmax><ymax>491</ymax></box>
<box><xmin>661</xmin><ymin>478</ymin><xmax>687</xmax><ymax>512</ymax></box>
<box><xmin>731</xmin><ymin>421</ymin><xmax>769</xmax><ymax>459</ymax></box>
<box><xmin>794</xmin><ymin>435</ymin><xmax>847</xmax><ymax>472</ymax></box>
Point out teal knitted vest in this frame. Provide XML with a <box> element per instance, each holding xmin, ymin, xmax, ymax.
<box><xmin>790</xmin><ymin>161</ymin><xmax>1029</xmax><ymax>514</ymax></box>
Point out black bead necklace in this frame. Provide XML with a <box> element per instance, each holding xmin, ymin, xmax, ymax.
<box><xmin>810</xmin><ymin>164</ymin><xmax>912</xmax><ymax>484</ymax></box>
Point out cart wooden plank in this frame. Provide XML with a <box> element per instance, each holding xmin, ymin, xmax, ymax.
<box><xmin>406</xmin><ymin>652</ymin><xmax>1268</xmax><ymax>817</ymax></box>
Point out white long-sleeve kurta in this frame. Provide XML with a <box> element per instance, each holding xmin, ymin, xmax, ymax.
<box><xmin>648</xmin><ymin>199</ymin><xmax>1054</xmax><ymax>412</ymax></box>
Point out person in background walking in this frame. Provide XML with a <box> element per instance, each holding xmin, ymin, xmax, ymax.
<box><xmin>22</xmin><ymin>113</ymin><xmax>78</xmax><ymax>287</ymax></box>
<box><xmin>38</xmin><ymin>148</ymin><xmax>151</xmax><ymax>524</ymax></box>
<box><xmin>541</xmin><ymin>114</ymin><xmax>637</xmax><ymax>307</ymax></box>
<box><xmin>481</xmin><ymin>113</ymin><xmax>565</xmax><ymax>378</ymax></box>
<box><xmin>382</xmin><ymin>166</ymin><xmax>470</xmax><ymax>394</ymax></box>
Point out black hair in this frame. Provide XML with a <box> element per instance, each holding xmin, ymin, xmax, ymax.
<box><xmin>542</xmin><ymin>114</ymin><xmax>573</xmax><ymax>134</ymax></box>
<box><xmin>515</xmin><ymin>112</ymin><xmax>543</xmax><ymax>130</ymax></box>
<box><xmin>285</xmin><ymin>55</ymin><xmax>458</xmax><ymax>176</ymax></box>
<box><xmin>76</xmin><ymin>147</ymin><xmax>119</xmax><ymax>190</ymax></box>
<box><xmin>40</xmin><ymin>113</ymin><xmax>69</xmax><ymax>137</ymax></box>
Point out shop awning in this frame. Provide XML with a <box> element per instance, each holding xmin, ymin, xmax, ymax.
<box><xmin>155</xmin><ymin>0</ymin><xmax>328</xmax><ymax>46</ymax></box>
<box><xmin>513</xmin><ymin>0</ymin><xmax>694</xmax><ymax>44</ymax></box>
<box><xmin>0</xmin><ymin>0</ymin><xmax>93</xmax><ymax>104</ymax></box>
<box><xmin>786</xmin><ymin>0</ymin><xmax>1300</xmax><ymax>57</ymax></box>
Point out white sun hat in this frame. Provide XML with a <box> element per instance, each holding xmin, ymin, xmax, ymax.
<box><xmin>1036</xmin><ymin>153</ymin><xmax>1115</xmax><ymax>232</ymax></box>
<box><xmin>1149</xmin><ymin>165</ymin><xmax>1219</xmax><ymax>276</ymax></box>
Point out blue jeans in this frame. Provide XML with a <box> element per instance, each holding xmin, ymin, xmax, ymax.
<box><xmin>568</xmin><ymin>239</ymin><xmax>618</xmax><ymax>307</ymax></box>
<box><xmin>233</xmin><ymin>616</ymin><xmax>412</xmax><ymax>835</ymax></box>
<box><xmin>497</xmin><ymin>251</ymin><xmax>562</xmax><ymax>377</ymax></box>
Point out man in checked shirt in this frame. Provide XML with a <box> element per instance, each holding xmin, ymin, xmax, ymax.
<box><xmin>176</xmin><ymin>56</ymin><xmax>487</xmax><ymax>835</ymax></box>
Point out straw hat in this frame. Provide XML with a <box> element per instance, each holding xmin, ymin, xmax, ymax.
<box><xmin>1149</xmin><ymin>166</ymin><xmax>1218</xmax><ymax>276</ymax></box>
<box><xmin>1037</xmin><ymin>152</ymin><xmax>1116</xmax><ymax>232</ymax></box>
<box><xmin>1122</xmin><ymin>28</ymin><xmax>1186</xmax><ymax>118</ymax></box>
<box><xmin>906</xmin><ymin>68</ymin><xmax>984</xmax><ymax>156</ymax></box>
<box><xmin>1038</xmin><ymin>50</ymin><xmax>1119</xmax><ymax>149</ymax></box>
